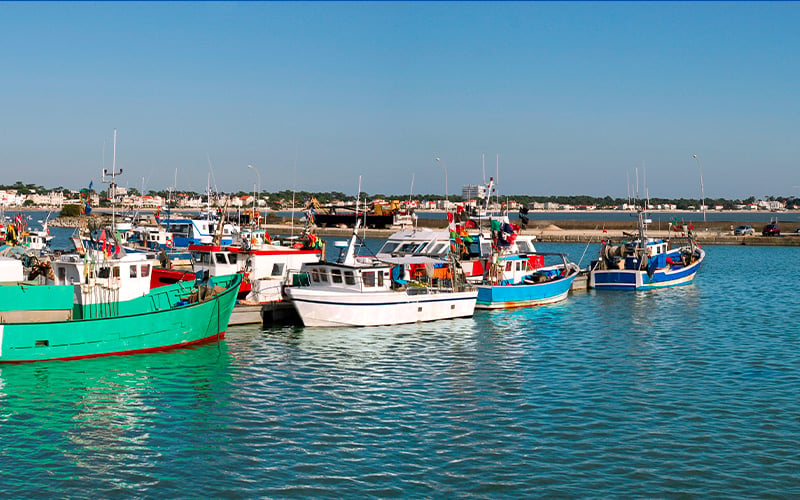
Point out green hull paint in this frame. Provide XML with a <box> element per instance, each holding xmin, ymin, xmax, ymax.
<box><xmin>0</xmin><ymin>274</ymin><xmax>241</xmax><ymax>363</ymax></box>
<box><xmin>0</xmin><ymin>282</ymin><xmax>74</xmax><ymax>311</ymax></box>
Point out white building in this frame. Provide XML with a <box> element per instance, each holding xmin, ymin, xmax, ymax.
<box><xmin>462</xmin><ymin>184</ymin><xmax>488</xmax><ymax>201</ymax></box>
<box><xmin>757</xmin><ymin>200</ymin><xmax>785</xmax><ymax>211</ymax></box>
<box><xmin>0</xmin><ymin>190</ymin><xmax>24</xmax><ymax>207</ymax></box>
<box><xmin>26</xmin><ymin>191</ymin><xmax>65</xmax><ymax>207</ymax></box>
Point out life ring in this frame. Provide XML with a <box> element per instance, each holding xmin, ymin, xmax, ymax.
<box><xmin>165</xmin><ymin>238</ymin><xmax>174</xmax><ymax>249</ymax></box>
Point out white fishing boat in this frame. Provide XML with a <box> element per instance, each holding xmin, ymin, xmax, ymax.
<box><xmin>285</xmin><ymin>221</ymin><xmax>477</xmax><ymax>327</ymax></box>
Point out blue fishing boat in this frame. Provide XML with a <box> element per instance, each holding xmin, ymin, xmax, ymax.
<box><xmin>158</xmin><ymin>217</ymin><xmax>235</xmax><ymax>247</ymax></box>
<box><xmin>589</xmin><ymin>209</ymin><xmax>705</xmax><ymax>290</ymax></box>
<box><xmin>475</xmin><ymin>252</ymin><xmax>579</xmax><ymax>309</ymax></box>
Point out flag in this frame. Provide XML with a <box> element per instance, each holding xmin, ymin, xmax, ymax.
<box><xmin>88</xmin><ymin>180</ymin><xmax>93</xmax><ymax>190</ymax></box>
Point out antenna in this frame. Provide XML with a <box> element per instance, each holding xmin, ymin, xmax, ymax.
<box><xmin>692</xmin><ymin>154</ymin><xmax>706</xmax><ymax>222</ymax></box>
<box><xmin>101</xmin><ymin>129</ymin><xmax>123</xmax><ymax>233</ymax></box>
<box><xmin>355</xmin><ymin>175</ymin><xmax>362</xmax><ymax>228</ymax></box>
<box><xmin>342</xmin><ymin>176</ymin><xmax>363</xmax><ymax>266</ymax></box>
<box><xmin>207</xmin><ymin>154</ymin><xmax>219</xmax><ymax>195</ymax></box>
<box><xmin>626</xmin><ymin>170</ymin><xmax>631</xmax><ymax>207</ymax></box>
<box><xmin>643</xmin><ymin>164</ymin><xmax>648</xmax><ymax>211</ymax></box>
<box><xmin>495</xmin><ymin>154</ymin><xmax>500</xmax><ymax>208</ymax></box>
<box><xmin>482</xmin><ymin>153</ymin><xmax>486</xmax><ymax>185</ymax></box>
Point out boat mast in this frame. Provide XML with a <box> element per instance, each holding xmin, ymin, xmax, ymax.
<box><xmin>102</xmin><ymin>128</ymin><xmax>122</xmax><ymax>235</ymax></box>
<box><xmin>342</xmin><ymin>176</ymin><xmax>363</xmax><ymax>266</ymax></box>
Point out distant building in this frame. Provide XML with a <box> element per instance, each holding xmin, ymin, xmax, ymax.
<box><xmin>0</xmin><ymin>190</ymin><xmax>24</xmax><ymax>206</ymax></box>
<box><xmin>757</xmin><ymin>200</ymin><xmax>785</xmax><ymax>211</ymax></box>
<box><xmin>25</xmin><ymin>191</ymin><xmax>64</xmax><ymax>207</ymax></box>
<box><xmin>109</xmin><ymin>186</ymin><xmax>127</xmax><ymax>198</ymax></box>
<box><xmin>462</xmin><ymin>184</ymin><xmax>488</xmax><ymax>201</ymax></box>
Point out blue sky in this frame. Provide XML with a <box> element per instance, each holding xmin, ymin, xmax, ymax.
<box><xmin>1</xmin><ymin>1</ymin><xmax>798</xmax><ymax>200</ymax></box>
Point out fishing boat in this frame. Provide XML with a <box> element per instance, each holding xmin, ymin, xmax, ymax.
<box><xmin>376</xmin><ymin>226</ymin><xmax>538</xmax><ymax>284</ymax></box>
<box><xmin>307</xmin><ymin>197</ymin><xmax>406</xmax><ymax>229</ymax></box>
<box><xmin>376</xmin><ymin>177</ymin><xmax>539</xmax><ymax>285</ymax></box>
<box><xmin>476</xmin><ymin>252</ymin><xmax>580</xmax><ymax>309</ymax></box>
<box><xmin>149</xmin><ymin>228</ymin><xmax>323</xmax><ymax>325</ymax></box>
<box><xmin>158</xmin><ymin>216</ymin><xmax>236</xmax><ymax>247</ymax></box>
<box><xmin>0</xmin><ymin>271</ymin><xmax>240</xmax><ymax>363</ymax></box>
<box><xmin>285</xmin><ymin>220</ymin><xmax>477</xmax><ymax>327</ymax></box>
<box><xmin>589</xmin><ymin>209</ymin><xmax>705</xmax><ymax>290</ymax></box>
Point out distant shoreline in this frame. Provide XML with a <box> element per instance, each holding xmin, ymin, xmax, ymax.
<box><xmin>6</xmin><ymin>206</ymin><xmax>800</xmax><ymax>215</ymax></box>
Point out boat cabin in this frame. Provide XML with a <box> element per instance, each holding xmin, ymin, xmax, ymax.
<box><xmin>50</xmin><ymin>251</ymin><xmax>158</xmax><ymax>305</ymax></box>
<box><xmin>377</xmin><ymin>227</ymin><xmax>538</xmax><ymax>282</ymax></box>
<box><xmin>160</xmin><ymin>218</ymin><xmax>235</xmax><ymax>247</ymax></box>
<box><xmin>301</xmin><ymin>260</ymin><xmax>394</xmax><ymax>293</ymax></box>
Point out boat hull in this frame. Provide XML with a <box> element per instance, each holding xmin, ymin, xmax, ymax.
<box><xmin>0</xmin><ymin>274</ymin><xmax>240</xmax><ymax>363</ymax></box>
<box><xmin>314</xmin><ymin>213</ymin><xmax>395</xmax><ymax>229</ymax></box>
<box><xmin>475</xmin><ymin>273</ymin><xmax>576</xmax><ymax>309</ymax></box>
<box><xmin>590</xmin><ymin>249</ymin><xmax>704</xmax><ymax>290</ymax></box>
<box><xmin>285</xmin><ymin>287</ymin><xmax>478</xmax><ymax>327</ymax></box>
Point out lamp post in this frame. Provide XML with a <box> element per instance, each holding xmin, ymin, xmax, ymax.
<box><xmin>247</xmin><ymin>164</ymin><xmax>261</xmax><ymax>227</ymax></box>
<box><xmin>692</xmin><ymin>154</ymin><xmax>706</xmax><ymax>222</ymax></box>
<box><xmin>435</xmin><ymin>157</ymin><xmax>448</xmax><ymax>207</ymax></box>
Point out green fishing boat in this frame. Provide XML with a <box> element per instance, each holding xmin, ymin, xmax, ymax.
<box><xmin>0</xmin><ymin>273</ymin><xmax>241</xmax><ymax>363</ymax></box>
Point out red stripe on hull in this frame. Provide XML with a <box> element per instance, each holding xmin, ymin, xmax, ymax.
<box><xmin>0</xmin><ymin>331</ymin><xmax>227</xmax><ymax>364</ymax></box>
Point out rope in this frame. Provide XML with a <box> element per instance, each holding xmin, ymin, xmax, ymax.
<box><xmin>577</xmin><ymin>225</ymin><xmax>599</xmax><ymax>268</ymax></box>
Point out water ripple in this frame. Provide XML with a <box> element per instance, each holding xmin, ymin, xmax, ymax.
<box><xmin>2</xmin><ymin>245</ymin><xmax>800</xmax><ymax>497</ymax></box>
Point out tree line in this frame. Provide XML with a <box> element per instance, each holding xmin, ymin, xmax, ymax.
<box><xmin>4</xmin><ymin>181</ymin><xmax>797</xmax><ymax>210</ymax></box>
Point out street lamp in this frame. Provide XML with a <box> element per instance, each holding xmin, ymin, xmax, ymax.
<box><xmin>247</xmin><ymin>164</ymin><xmax>261</xmax><ymax>227</ymax></box>
<box><xmin>692</xmin><ymin>154</ymin><xmax>706</xmax><ymax>222</ymax></box>
<box><xmin>435</xmin><ymin>157</ymin><xmax>448</xmax><ymax>205</ymax></box>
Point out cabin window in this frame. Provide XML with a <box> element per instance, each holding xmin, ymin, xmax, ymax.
<box><xmin>98</xmin><ymin>267</ymin><xmax>111</xmax><ymax>278</ymax></box>
<box><xmin>331</xmin><ymin>269</ymin><xmax>343</xmax><ymax>284</ymax></box>
<box><xmin>228</xmin><ymin>253</ymin><xmax>237</xmax><ymax>264</ymax></box>
<box><xmin>378</xmin><ymin>272</ymin><xmax>385</xmax><ymax>287</ymax></box>
<box><xmin>215</xmin><ymin>253</ymin><xmax>227</xmax><ymax>264</ymax></box>
<box><xmin>363</xmin><ymin>271</ymin><xmax>375</xmax><ymax>287</ymax></box>
<box><xmin>172</xmin><ymin>225</ymin><xmax>190</xmax><ymax>237</ymax></box>
<box><xmin>516</xmin><ymin>261</ymin><xmax>522</xmax><ymax>272</ymax></box>
<box><xmin>344</xmin><ymin>271</ymin><xmax>356</xmax><ymax>285</ymax></box>
<box><xmin>113</xmin><ymin>266</ymin><xmax>120</xmax><ymax>278</ymax></box>
<box><xmin>319</xmin><ymin>269</ymin><xmax>329</xmax><ymax>282</ymax></box>
<box><xmin>271</xmin><ymin>263</ymin><xmax>285</xmax><ymax>277</ymax></box>
<box><xmin>141</xmin><ymin>264</ymin><xmax>150</xmax><ymax>277</ymax></box>
<box><xmin>506</xmin><ymin>262</ymin><xmax>513</xmax><ymax>272</ymax></box>
<box><xmin>431</xmin><ymin>243</ymin><xmax>448</xmax><ymax>255</ymax></box>
<box><xmin>398</xmin><ymin>242</ymin><xmax>419</xmax><ymax>254</ymax></box>
<box><xmin>130</xmin><ymin>265</ymin><xmax>138</xmax><ymax>278</ymax></box>
<box><xmin>517</xmin><ymin>241</ymin><xmax>533</xmax><ymax>253</ymax></box>
<box><xmin>379</xmin><ymin>242</ymin><xmax>401</xmax><ymax>254</ymax></box>
<box><xmin>192</xmin><ymin>252</ymin><xmax>210</xmax><ymax>265</ymax></box>
<box><xmin>311</xmin><ymin>268</ymin><xmax>320</xmax><ymax>282</ymax></box>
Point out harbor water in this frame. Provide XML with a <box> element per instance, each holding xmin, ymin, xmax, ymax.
<box><xmin>2</xmin><ymin>240</ymin><xmax>799</xmax><ymax>497</ymax></box>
